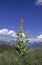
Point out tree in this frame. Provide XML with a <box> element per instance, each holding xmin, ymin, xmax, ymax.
<box><xmin>15</xmin><ymin>19</ymin><xmax>29</xmax><ymax>56</ymax></box>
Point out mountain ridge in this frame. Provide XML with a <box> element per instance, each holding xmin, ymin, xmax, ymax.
<box><xmin>0</xmin><ymin>37</ymin><xmax>42</xmax><ymax>49</ymax></box>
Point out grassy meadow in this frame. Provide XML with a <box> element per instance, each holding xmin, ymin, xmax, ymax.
<box><xmin>0</xmin><ymin>45</ymin><xmax>42</xmax><ymax>65</ymax></box>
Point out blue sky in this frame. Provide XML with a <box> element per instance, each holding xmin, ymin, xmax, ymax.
<box><xmin>0</xmin><ymin>0</ymin><xmax>42</xmax><ymax>38</ymax></box>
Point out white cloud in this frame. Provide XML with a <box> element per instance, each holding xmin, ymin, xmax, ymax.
<box><xmin>29</xmin><ymin>38</ymin><xmax>42</xmax><ymax>43</ymax></box>
<box><xmin>36</xmin><ymin>0</ymin><xmax>42</xmax><ymax>5</ymax></box>
<box><xmin>8</xmin><ymin>30</ymin><xmax>17</xmax><ymax>37</ymax></box>
<box><xmin>0</xmin><ymin>29</ymin><xmax>25</xmax><ymax>38</ymax></box>
<box><xmin>0</xmin><ymin>29</ymin><xmax>42</xmax><ymax>43</ymax></box>
<box><xmin>0</xmin><ymin>29</ymin><xmax>17</xmax><ymax>37</ymax></box>
<box><xmin>37</xmin><ymin>34</ymin><xmax>42</xmax><ymax>38</ymax></box>
<box><xmin>0</xmin><ymin>29</ymin><xmax>8</xmax><ymax>34</ymax></box>
<box><xmin>29</xmin><ymin>34</ymin><xmax>42</xmax><ymax>43</ymax></box>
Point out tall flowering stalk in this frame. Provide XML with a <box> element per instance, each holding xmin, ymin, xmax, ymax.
<box><xmin>15</xmin><ymin>19</ymin><xmax>29</xmax><ymax>56</ymax></box>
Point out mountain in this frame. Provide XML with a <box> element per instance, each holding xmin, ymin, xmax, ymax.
<box><xmin>0</xmin><ymin>38</ymin><xmax>15</xmax><ymax>46</ymax></box>
<box><xmin>29</xmin><ymin>42</ymin><xmax>42</xmax><ymax>49</ymax></box>
<box><xmin>0</xmin><ymin>37</ymin><xmax>42</xmax><ymax>49</ymax></box>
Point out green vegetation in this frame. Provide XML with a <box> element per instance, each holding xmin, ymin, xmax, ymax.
<box><xmin>15</xmin><ymin>19</ymin><xmax>29</xmax><ymax>56</ymax></box>
<box><xmin>0</xmin><ymin>45</ymin><xmax>42</xmax><ymax>65</ymax></box>
<box><xmin>0</xmin><ymin>19</ymin><xmax>42</xmax><ymax>65</ymax></box>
